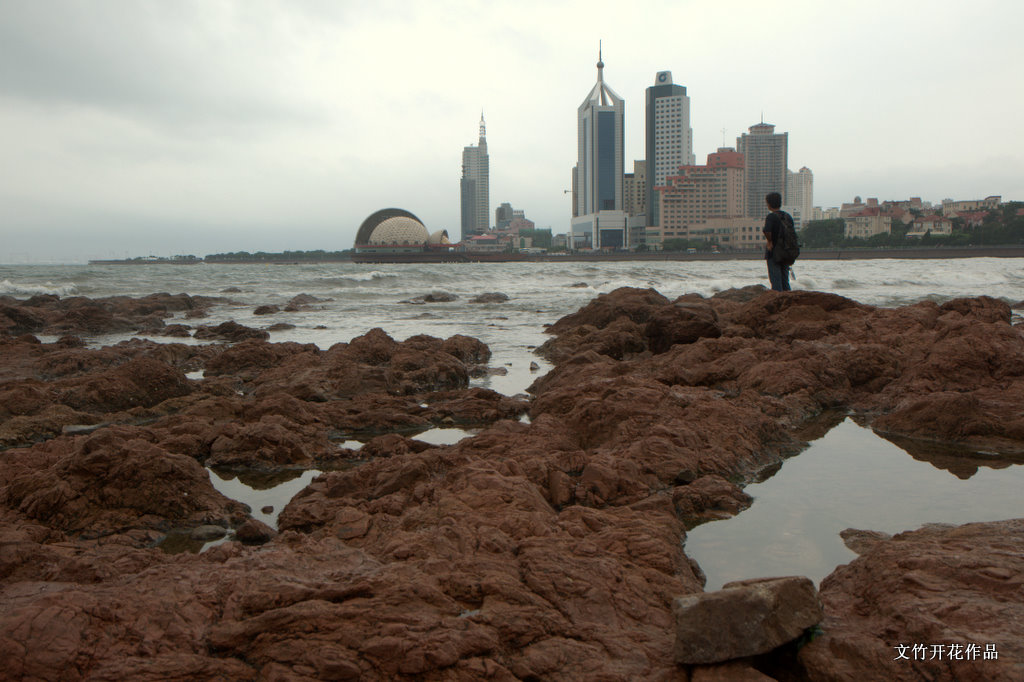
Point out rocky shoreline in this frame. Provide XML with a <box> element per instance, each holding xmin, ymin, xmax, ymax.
<box><xmin>1</xmin><ymin>287</ymin><xmax>1022</xmax><ymax>680</ymax></box>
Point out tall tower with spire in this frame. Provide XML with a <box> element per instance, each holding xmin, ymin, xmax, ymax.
<box><xmin>571</xmin><ymin>44</ymin><xmax>626</xmax><ymax>249</ymax></box>
<box><xmin>460</xmin><ymin>112</ymin><xmax>490</xmax><ymax>241</ymax></box>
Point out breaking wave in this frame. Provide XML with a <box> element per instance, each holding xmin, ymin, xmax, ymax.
<box><xmin>0</xmin><ymin>279</ymin><xmax>78</xmax><ymax>297</ymax></box>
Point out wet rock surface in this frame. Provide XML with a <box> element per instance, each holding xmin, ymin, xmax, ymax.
<box><xmin>1</xmin><ymin>287</ymin><xmax>1023</xmax><ymax>679</ymax></box>
<box><xmin>799</xmin><ymin>520</ymin><xmax>1024</xmax><ymax>681</ymax></box>
<box><xmin>0</xmin><ymin>292</ymin><xmax>224</xmax><ymax>337</ymax></box>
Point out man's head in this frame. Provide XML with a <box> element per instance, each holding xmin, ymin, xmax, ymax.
<box><xmin>765</xmin><ymin>192</ymin><xmax>782</xmax><ymax>210</ymax></box>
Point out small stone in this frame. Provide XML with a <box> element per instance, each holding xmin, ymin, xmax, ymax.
<box><xmin>235</xmin><ymin>519</ymin><xmax>277</xmax><ymax>545</ymax></box>
<box><xmin>469</xmin><ymin>292</ymin><xmax>509</xmax><ymax>304</ymax></box>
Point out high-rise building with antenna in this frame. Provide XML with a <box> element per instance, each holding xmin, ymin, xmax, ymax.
<box><xmin>460</xmin><ymin>113</ymin><xmax>490</xmax><ymax>241</ymax></box>
<box><xmin>737</xmin><ymin>121</ymin><xmax>788</xmax><ymax>218</ymax></box>
<box><xmin>570</xmin><ymin>44</ymin><xmax>626</xmax><ymax>249</ymax></box>
<box><xmin>645</xmin><ymin>71</ymin><xmax>694</xmax><ymax>229</ymax></box>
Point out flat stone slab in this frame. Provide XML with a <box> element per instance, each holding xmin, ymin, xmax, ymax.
<box><xmin>673</xmin><ymin>575</ymin><xmax>823</xmax><ymax>665</ymax></box>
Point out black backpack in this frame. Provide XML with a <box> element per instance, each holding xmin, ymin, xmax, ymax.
<box><xmin>772</xmin><ymin>212</ymin><xmax>800</xmax><ymax>267</ymax></box>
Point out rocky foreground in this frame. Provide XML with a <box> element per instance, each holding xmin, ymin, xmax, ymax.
<box><xmin>1</xmin><ymin>287</ymin><xmax>1023</xmax><ymax>680</ymax></box>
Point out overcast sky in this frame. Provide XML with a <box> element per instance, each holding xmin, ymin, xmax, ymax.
<box><xmin>2</xmin><ymin>0</ymin><xmax>1022</xmax><ymax>263</ymax></box>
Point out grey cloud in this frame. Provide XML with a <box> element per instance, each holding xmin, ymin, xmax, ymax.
<box><xmin>0</xmin><ymin>2</ymin><xmax>326</xmax><ymax>134</ymax></box>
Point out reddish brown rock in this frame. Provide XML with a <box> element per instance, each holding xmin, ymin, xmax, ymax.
<box><xmin>2</xmin><ymin>286</ymin><xmax>1024</xmax><ymax>680</ymax></box>
<box><xmin>357</xmin><ymin>433</ymin><xmax>432</xmax><ymax>459</ymax></box>
<box><xmin>203</xmin><ymin>339</ymin><xmax>319</xmax><ymax>379</ymax></box>
<box><xmin>194</xmin><ymin>320</ymin><xmax>270</xmax><ymax>342</ymax></box>
<box><xmin>439</xmin><ymin>333</ymin><xmax>492</xmax><ymax>364</ymax></box>
<box><xmin>1</xmin><ymin>292</ymin><xmax>224</xmax><ymax>336</ymax></box>
<box><xmin>426</xmin><ymin>387</ymin><xmax>528</xmax><ymax>425</ymax></box>
<box><xmin>468</xmin><ymin>292</ymin><xmax>510</xmax><ymax>304</ymax></box>
<box><xmin>536</xmin><ymin>317</ymin><xmax>649</xmax><ymax>363</ymax></box>
<box><xmin>0</xmin><ymin>303</ymin><xmax>46</xmax><ymax>335</ymax></box>
<box><xmin>156</xmin><ymin>323</ymin><xmax>192</xmax><ymax>337</ymax></box>
<box><xmin>208</xmin><ymin>415</ymin><xmax>332</xmax><ymax>468</ymax></box>
<box><xmin>839</xmin><ymin>527</ymin><xmax>892</xmax><ymax>555</ymax></box>
<box><xmin>673</xmin><ymin>576</ymin><xmax>823</xmax><ymax>665</ymax></box>
<box><xmin>691</xmin><ymin>662</ymin><xmax>778</xmax><ymax>681</ymax></box>
<box><xmin>60</xmin><ymin>356</ymin><xmax>192</xmax><ymax>413</ymax></box>
<box><xmin>1</xmin><ymin>426</ymin><xmax>248</xmax><ymax>536</ymax></box>
<box><xmin>545</xmin><ymin>286</ymin><xmax>671</xmax><ymax>335</ymax></box>
<box><xmin>645</xmin><ymin>298</ymin><xmax>722</xmax><ymax>354</ymax></box>
<box><xmin>799</xmin><ymin>520</ymin><xmax>1024</xmax><ymax>681</ymax></box>
<box><xmin>672</xmin><ymin>475</ymin><xmax>753</xmax><ymax>526</ymax></box>
<box><xmin>283</xmin><ymin>293</ymin><xmax>329</xmax><ymax>312</ymax></box>
<box><xmin>235</xmin><ymin>519</ymin><xmax>277</xmax><ymax>544</ymax></box>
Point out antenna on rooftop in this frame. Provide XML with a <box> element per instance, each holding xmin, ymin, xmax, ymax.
<box><xmin>721</xmin><ymin>128</ymin><xmax>727</xmax><ymax>147</ymax></box>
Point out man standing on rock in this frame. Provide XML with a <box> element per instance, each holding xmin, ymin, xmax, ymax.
<box><xmin>763</xmin><ymin>191</ymin><xmax>793</xmax><ymax>292</ymax></box>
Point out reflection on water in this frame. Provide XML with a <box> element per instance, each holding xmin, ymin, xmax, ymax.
<box><xmin>160</xmin><ymin>467</ymin><xmax>323</xmax><ymax>554</ymax></box>
<box><xmin>207</xmin><ymin>467</ymin><xmax>322</xmax><ymax>529</ymax></box>
<box><xmin>158</xmin><ymin>532</ymin><xmax>214</xmax><ymax>555</ymax></box>
<box><xmin>411</xmin><ymin>427</ymin><xmax>476</xmax><ymax>446</ymax></box>
<box><xmin>337</xmin><ymin>426</ymin><xmax>477</xmax><ymax>451</ymax></box>
<box><xmin>684</xmin><ymin>418</ymin><xmax>1024</xmax><ymax>590</ymax></box>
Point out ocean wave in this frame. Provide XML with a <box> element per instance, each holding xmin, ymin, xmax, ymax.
<box><xmin>317</xmin><ymin>270</ymin><xmax>399</xmax><ymax>285</ymax></box>
<box><xmin>0</xmin><ymin>279</ymin><xmax>78</xmax><ymax>297</ymax></box>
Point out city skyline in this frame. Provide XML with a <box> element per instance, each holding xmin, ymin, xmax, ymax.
<box><xmin>1</xmin><ymin>1</ymin><xmax>1022</xmax><ymax>262</ymax></box>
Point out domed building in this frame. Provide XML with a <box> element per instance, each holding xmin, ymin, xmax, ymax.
<box><xmin>427</xmin><ymin>229</ymin><xmax>450</xmax><ymax>246</ymax></box>
<box><xmin>352</xmin><ymin>208</ymin><xmax>460</xmax><ymax>261</ymax></box>
<box><xmin>354</xmin><ymin>209</ymin><xmax>428</xmax><ymax>252</ymax></box>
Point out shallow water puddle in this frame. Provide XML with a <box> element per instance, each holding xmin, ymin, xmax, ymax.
<box><xmin>411</xmin><ymin>427</ymin><xmax>477</xmax><ymax>446</ymax></box>
<box><xmin>339</xmin><ymin>427</ymin><xmax>477</xmax><ymax>451</ymax></box>
<box><xmin>158</xmin><ymin>468</ymin><xmax>321</xmax><ymax>554</ymax></box>
<box><xmin>684</xmin><ymin>418</ymin><xmax>1024</xmax><ymax>590</ymax></box>
<box><xmin>207</xmin><ymin>468</ymin><xmax>322</xmax><ymax>530</ymax></box>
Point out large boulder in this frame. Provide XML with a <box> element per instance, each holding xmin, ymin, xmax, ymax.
<box><xmin>645</xmin><ymin>299</ymin><xmax>722</xmax><ymax>354</ymax></box>
<box><xmin>673</xmin><ymin>576</ymin><xmax>823</xmax><ymax>665</ymax></box>
<box><xmin>545</xmin><ymin>287</ymin><xmax>671</xmax><ymax>335</ymax></box>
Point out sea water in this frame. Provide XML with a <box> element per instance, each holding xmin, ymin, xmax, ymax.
<box><xmin>4</xmin><ymin>258</ymin><xmax>1023</xmax><ymax>396</ymax></box>
<box><xmin>4</xmin><ymin>259</ymin><xmax>1024</xmax><ymax>568</ymax></box>
<box><xmin>684</xmin><ymin>419</ymin><xmax>1024</xmax><ymax>589</ymax></box>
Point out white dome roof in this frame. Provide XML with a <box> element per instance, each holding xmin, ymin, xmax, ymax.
<box><xmin>428</xmin><ymin>229</ymin><xmax>450</xmax><ymax>245</ymax></box>
<box><xmin>368</xmin><ymin>217</ymin><xmax>429</xmax><ymax>246</ymax></box>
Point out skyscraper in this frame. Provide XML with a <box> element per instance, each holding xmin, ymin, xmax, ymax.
<box><xmin>785</xmin><ymin>167</ymin><xmax>814</xmax><ymax>230</ymax></box>
<box><xmin>645</xmin><ymin>71</ymin><xmax>694</xmax><ymax>228</ymax></box>
<box><xmin>737</xmin><ymin>122</ymin><xmax>788</xmax><ymax>218</ymax></box>
<box><xmin>623</xmin><ymin>160</ymin><xmax>647</xmax><ymax>218</ymax></box>
<box><xmin>570</xmin><ymin>46</ymin><xmax>626</xmax><ymax>249</ymax></box>
<box><xmin>460</xmin><ymin>114</ymin><xmax>490</xmax><ymax>241</ymax></box>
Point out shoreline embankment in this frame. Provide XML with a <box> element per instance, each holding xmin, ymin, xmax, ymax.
<box><xmin>82</xmin><ymin>245</ymin><xmax>1024</xmax><ymax>266</ymax></box>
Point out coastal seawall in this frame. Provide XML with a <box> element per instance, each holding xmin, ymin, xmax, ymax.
<box><xmin>85</xmin><ymin>245</ymin><xmax>1024</xmax><ymax>265</ymax></box>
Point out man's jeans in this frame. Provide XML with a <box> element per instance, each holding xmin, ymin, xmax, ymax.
<box><xmin>767</xmin><ymin>258</ymin><xmax>791</xmax><ymax>291</ymax></box>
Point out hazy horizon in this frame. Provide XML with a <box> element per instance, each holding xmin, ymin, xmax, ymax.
<box><xmin>2</xmin><ymin>0</ymin><xmax>1022</xmax><ymax>263</ymax></box>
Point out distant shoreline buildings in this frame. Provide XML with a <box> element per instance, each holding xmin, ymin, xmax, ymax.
<box><xmin>431</xmin><ymin>47</ymin><xmax>1015</xmax><ymax>256</ymax></box>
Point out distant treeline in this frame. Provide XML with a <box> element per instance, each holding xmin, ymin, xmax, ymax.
<box><xmin>204</xmin><ymin>250</ymin><xmax>353</xmax><ymax>262</ymax></box>
<box><xmin>801</xmin><ymin>202</ymin><xmax>1024</xmax><ymax>249</ymax></box>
